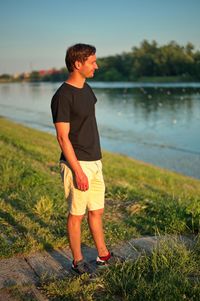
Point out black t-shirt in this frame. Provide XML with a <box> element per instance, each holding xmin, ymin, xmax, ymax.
<box><xmin>51</xmin><ymin>82</ymin><xmax>102</xmax><ymax>161</ymax></box>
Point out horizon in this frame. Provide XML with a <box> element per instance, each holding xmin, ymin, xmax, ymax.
<box><xmin>1</xmin><ymin>0</ymin><xmax>200</xmax><ymax>74</ymax></box>
<box><xmin>1</xmin><ymin>39</ymin><xmax>199</xmax><ymax>77</ymax></box>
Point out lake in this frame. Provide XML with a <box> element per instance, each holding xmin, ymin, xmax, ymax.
<box><xmin>0</xmin><ymin>82</ymin><xmax>200</xmax><ymax>179</ymax></box>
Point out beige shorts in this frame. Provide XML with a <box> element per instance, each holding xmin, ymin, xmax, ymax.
<box><xmin>60</xmin><ymin>160</ymin><xmax>105</xmax><ymax>215</ymax></box>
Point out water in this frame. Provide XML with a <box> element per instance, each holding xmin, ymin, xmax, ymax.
<box><xmin>0</xmin><ymin>82</ymin><xmax>200</xmax><ymax>179</ymax></box>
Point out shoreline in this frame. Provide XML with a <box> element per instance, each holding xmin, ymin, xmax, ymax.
<box><xmin>1</xmin><ymin>79</ymin><xmax>200</xmax><ymax>87</ymax></box>
<box><xmin>1</xmin><ymin>115</ymin><xmax>200</xmax><ymax>182</ymax></box>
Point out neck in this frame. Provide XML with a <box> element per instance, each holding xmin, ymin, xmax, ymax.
<box><xmin>66</xmin><ymin>72</ymin><xmax>85</xmax><ymax>88</ymax></box>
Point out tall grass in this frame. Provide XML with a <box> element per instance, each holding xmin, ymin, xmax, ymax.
<box><xmin>101</xmin><ymin>236</ymin><xmax>200</xmax><ymax>301</ymax></box>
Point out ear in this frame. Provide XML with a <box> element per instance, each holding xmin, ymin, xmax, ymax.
<box><xmin>74</xmin><ymin>61</ymin><xmax>82</xmax><ymax>70</ymax></box>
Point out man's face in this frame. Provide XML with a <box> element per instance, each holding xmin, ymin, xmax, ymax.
<box><xmin>78</xmin><ymin>54</ymin><xmax>98</xmax><ymax>78</ymax></box>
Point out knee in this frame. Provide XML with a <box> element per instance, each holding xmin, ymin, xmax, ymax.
<box><xmin>68</xmin><ymin>213</ymin><xmax>84</xmax><ymax>225</ymax></box>
<box><xmin>88</xmin><ymin>208</ymin><xmax>104</xmax><ymax>218</ymax></box>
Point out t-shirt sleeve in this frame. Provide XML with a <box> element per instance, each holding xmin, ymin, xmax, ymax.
<box><xmin>51</xmin><ymin>93</ymin><xmax>71</xmax><ymax>123</ymax></box>
<box><xmin>87</xmin><ymin>84</ymin><xmax>97</xmax><ymax>103</ymax></box>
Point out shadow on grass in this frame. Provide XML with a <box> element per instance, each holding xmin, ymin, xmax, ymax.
<box><xmin>0</xmin><ymin>208</ymin><xmax>54</xmax><ymax>253</ymax></box>
<box><xmin>3</xmin><ymin>197</ymin><xmax>49</xmax><ymax>229</ymax></box>
<box><xmin>0</xmin><ymin>209</ymin><xmax>28</xmax><ymax>234</ymax></box>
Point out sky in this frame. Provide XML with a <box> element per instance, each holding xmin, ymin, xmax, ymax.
<box><xmin>0</xmin><ymin>0</ymin><xmax>200</xmax><ymax>74</ymax></box>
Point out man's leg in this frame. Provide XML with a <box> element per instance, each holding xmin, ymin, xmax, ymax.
<box><xmin>88</xmin><ymin>208</ymin><xmax>109</xmax><ymax>257</ymax></box>
<box><xmin>67</xmin><ymin>213</ymin><xmax>85</xmax><ymax>263</ymax></box>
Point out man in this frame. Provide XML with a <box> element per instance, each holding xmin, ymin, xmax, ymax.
<box><xmin>51</xmin><ymin>43</ymin><xmax>112</xmax><ymax>275</ymax></box>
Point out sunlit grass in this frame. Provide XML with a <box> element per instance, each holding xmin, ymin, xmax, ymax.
<box><xmin>40</xmin><ymin>236</ymin><xmax>200</xmax><ymax>301</ymax></box>
<box><xmin>1</xmin><ymin>117</ymin><xmax>200</xmax><ymax>300</ymax></box>
<box><xmin>0</xmin><ymin>117</ymin><xmax>200</xmax><ymax>259</ymax></box>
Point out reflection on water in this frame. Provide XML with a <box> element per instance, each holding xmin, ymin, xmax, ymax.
<box><xmin>0</xmin><ymin>82</ymin><xmax>200</xmax><ymax>179</ymax></box>
<box><xmin>94</xmin><ymin>87</ymin><xmax>200</xmax><ymax>179</ymax></box>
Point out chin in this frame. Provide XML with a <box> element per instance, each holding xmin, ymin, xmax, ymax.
<box><xmin>87</xmin><ymin>74</ymin><xmax>94</xmax><ymax>78</ymax></box>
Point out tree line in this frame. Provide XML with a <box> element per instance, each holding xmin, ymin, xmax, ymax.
<box><xmin>94</xmin><ymin>40</ymin><xmax>200</xmax><ymax>81</ymax></box>
<box><xmin>1</xmin><ymin>40</ymin><xmax>200</xmax><ymax>82</ymax></box>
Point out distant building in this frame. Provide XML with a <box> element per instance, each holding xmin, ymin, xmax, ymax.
<box><xmin>13</xmin><ymin>73</ymin><xmax>20</xmax><ymax>79</ymax></box>
<box><xmin>24</xmin><ymin>72</ymin><xmax>30</xmax><ymax>79</ymax></box>
<box><xmin>39</xmin><ymin>68</ymin><xmax>60</xmax><ymax>77</ymax></box>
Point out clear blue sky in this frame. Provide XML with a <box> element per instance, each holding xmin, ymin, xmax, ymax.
<box><xmin>1</xmin><ymin>0</ymin><xmax>200</xmax><ymax>74</ymax></box>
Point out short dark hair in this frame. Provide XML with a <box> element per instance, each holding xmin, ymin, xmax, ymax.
<box><xmin>65</xmin><ymin>43</ymin><xmax>96</xmax><ymax>72</ymax></box>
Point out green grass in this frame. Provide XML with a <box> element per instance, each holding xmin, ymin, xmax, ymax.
<box><xmin>41</xmin><ymin>236</ymin><xmax>200</xmax><ymax>301</ymax></box>
<box><xmin>1</xmin><ymin>117</ymin><xmax>200</xmax><ymax>300</ymax></box>
<box><xmin>0</xmin><ymin>117</ymin><xmax>200</xmax><ymax>258</ymax></box>
<box><xmin>100</xmin><ymin>236</ymin><xmax>200</xmax><ymax>301</ymax></box>
<box><xmin>3</xmin><ymin>235</ymin><xmax>200</xmax><ymax>301</ymax></box>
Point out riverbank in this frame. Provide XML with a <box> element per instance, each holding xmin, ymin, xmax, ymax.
<box><xmin>1</xmin><ymin>116</ymin><xmax>200</xmax><ymax>257</ymax></box>
<box><xmin>1</xmin><ymin>75</ymin><xmax>200</xmax><ymax>84</ymax></box>
<box><xmin>1</xmin><ymin>117</ymin><xmax>200</xmax><ymax>300</ymax></box>
<box><xmin>1</xmin><ymin>81</ymin><xmax>200</xmax><ymax>180</ymax></box>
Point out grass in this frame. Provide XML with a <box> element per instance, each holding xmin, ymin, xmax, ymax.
<box><xmin>41</xmin><ymin>236</ymin><xmax>200</xmax><ymax>301</ymax></box>
<box><xmin>0</xmin><ymin>117</ymin><xmax>200</xmax><ymax>300</ymax></box>
<box><xmin>101</xmin><ymin>236</ymin><xmax>200</xmax><ymax>301</ymax></box>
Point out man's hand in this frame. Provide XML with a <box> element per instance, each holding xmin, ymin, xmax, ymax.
<box><xmin>75</xmin><ymin>170</ymin><xmax>89</xmax><ymax>191</ymax></box>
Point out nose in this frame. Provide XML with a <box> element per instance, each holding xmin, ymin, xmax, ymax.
<box><xmin>95</xmin><ymin>63</ymin><xmax>98</xmax><ymax>70</ymax></box>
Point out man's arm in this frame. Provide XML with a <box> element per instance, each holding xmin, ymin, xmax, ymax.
<box><xmin>55</xmin><ymin>122</ymin><xmax>89</xmax><ymax>191</ymax></box>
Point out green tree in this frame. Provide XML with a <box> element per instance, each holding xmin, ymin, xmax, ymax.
<box><xmin>30</xmin><ymin>71</ymin><xmax>41</xmax><ymax>82</ymax></box>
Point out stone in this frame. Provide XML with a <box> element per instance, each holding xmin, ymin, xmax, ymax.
<box><xmin>0</xmin><ymin>257</ymin><xmax>38</xmax><ymax>289</ymax></box>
